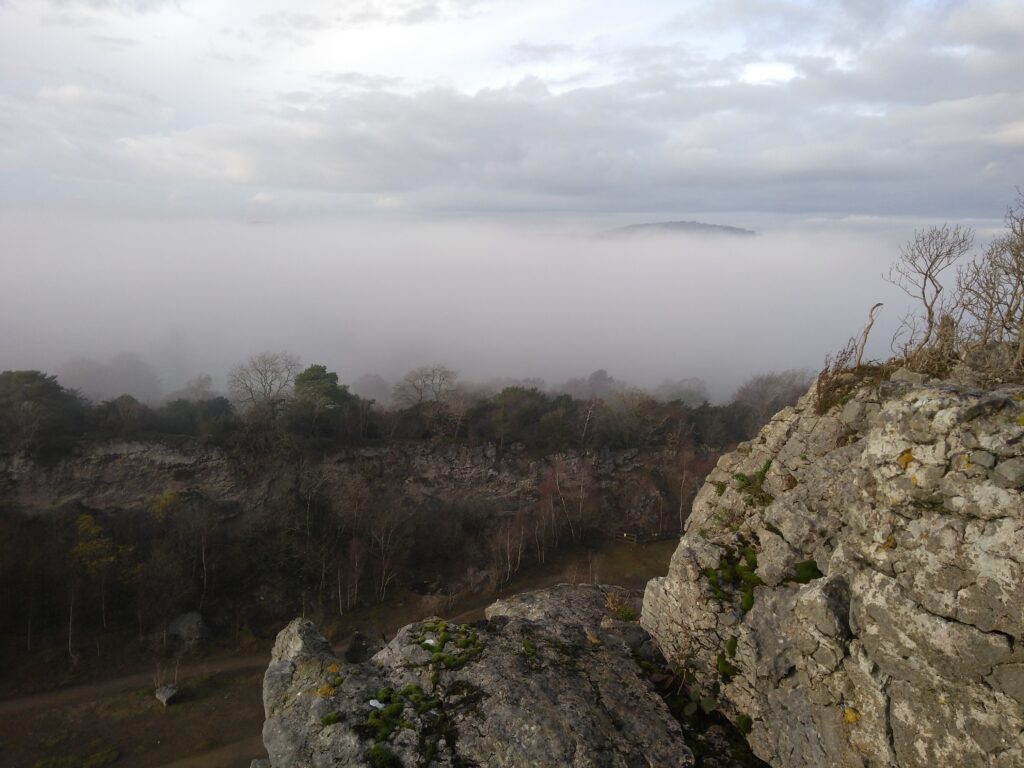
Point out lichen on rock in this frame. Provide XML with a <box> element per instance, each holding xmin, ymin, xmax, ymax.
<box><xmin>261</xmin><ymin>585</ymin><xmax>696</xmax><ymax>767</ymax></box>
<box><xmin>642</xmin><ymin>368</ymin><xmax>1024</xmax><ymax>768</ymax></box>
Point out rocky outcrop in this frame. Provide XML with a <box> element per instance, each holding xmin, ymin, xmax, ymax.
<box><xmin>642</xmin><ymin>369</ymin><xmax>1024</xmax><ymax>767</ymax></box>
<box><xmin>261</xmin><ymin>585</ymin><xmax>693</xmax><ymax>767</ymax></box>
<box><xmin>0</xmin><ymin>439</ymin><xmax>675</xmax><ymax>534</ymax></box>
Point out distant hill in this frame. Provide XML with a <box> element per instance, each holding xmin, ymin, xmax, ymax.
<box><xmin>602</xmin><ymin>220</ymin><xmax>756</xmax><ymax>237</ymax></box>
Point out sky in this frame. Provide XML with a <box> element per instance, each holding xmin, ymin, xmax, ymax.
<box><xmin>1</xmin><ymin>0</ymin><xmax>1022</xmax><ymax>399</ymax></box>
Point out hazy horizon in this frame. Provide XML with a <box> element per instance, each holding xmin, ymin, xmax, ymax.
<box><xmin>2</xmin><ymin>207</ymin><xmax>1002</xmax><ymax>403</ymax></box>
<box><xmin>2</xmin><ymin>0</ymin><xmax>1022</xmax><ymax>401</ymax></box>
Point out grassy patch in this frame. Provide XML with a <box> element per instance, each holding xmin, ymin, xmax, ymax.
<box><xmin>320</xmin><ymin>711</ymin><xmax>345</xmax><ymax>726</ymax></box>
<box><xmin>732</xmin><ymin>461</ymin><xmax>774</xmax><ymax>507</ymax></box>
<box><xmin>735</xmin><ymin>713</ymin><xmax>754</xmax><ymax>735</ymax></box>
<box><xmin>724</xmin><ymin>636</ymin><xmax>738</xmax><ymax>659</ymax></box>
<box><xmin>716</xmin><ymin>652</ymin><xmax>737</xmax><ymax>682</ymax></box>
<box><xmin>701</xmin><ymin>542</ymin><xmax>763</xmax><ymax>612</ymax></box>
<box><xmin>520</xmin><ymin>635</ymin><xmax>541</xmax><ymax>671</ymax></box>
<box><xmin>365</xmin><ymin>743</ymin><xmax>402</xmax><ymax>768</ymax></box>
<box><xmin>605</xmin><ymin>591</ymin><xmax>637</xmax><ymax>622</ymax></box>
<box><xmin>645</xmin><ymin>661</ymin><xmax>768</xmax><ymax>767</ymax></box>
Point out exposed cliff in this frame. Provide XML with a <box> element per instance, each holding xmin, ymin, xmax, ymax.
<box><xmin>642</xmin><ymin>368</ymin><xmax>1024</xmax><ymax>767</ymax></box>
<box><xmin>259</xmin><ymin>585</ymin><xmax>693</xmax><ymax>767</ymax></box>
<box><xmin>0</xmin><ymin>439</ymin><xmax>677</xmax><ymax>530</ymax></box>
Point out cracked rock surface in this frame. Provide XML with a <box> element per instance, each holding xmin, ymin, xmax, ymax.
<box><xmin>262</xmin><ymin>585</ymin><xmax>693</xmax><ymax>767</ymax></box>
<box><xmin>642</xmin><ymin>370</ymin><xmax>1024</xmax><ymax>768</ymax></box>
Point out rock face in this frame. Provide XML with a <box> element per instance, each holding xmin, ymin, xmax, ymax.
<box><xmin>0</xmin><ymin>440</ymin><xmax>681</xmax><ymax>537</ymax></box>
<box><xmin>261</xmin><ymin>585</ymin><xmax>693</xmax><ymax>767</ymax></box>
<box><xmin>642</xmin><ymin>370</ymin><xmax>1024</xmax><ymax>768</ymax></box>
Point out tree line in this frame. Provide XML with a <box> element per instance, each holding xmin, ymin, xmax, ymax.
<box><xmin>0</xmin><ymin>359</ymin><xmax>808</xmax><ymax>671</ymax></box>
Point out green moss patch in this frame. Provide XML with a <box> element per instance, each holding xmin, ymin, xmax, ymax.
<box><xmin>792</xmin><ymin>559</ymin><xmax>824</xmax><ymax>584</ymax></box>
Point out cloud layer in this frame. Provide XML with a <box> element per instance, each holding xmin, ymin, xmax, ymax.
<box><xmin>1</xmin><ymin>0</ymin><xmax>1021</xmax><ymax>216</ymax></box>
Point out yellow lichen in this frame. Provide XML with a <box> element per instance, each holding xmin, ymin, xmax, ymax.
<box><xmin>327</xmin><ymin>663</ymin><xmax>340</xmax><ymax>674</ymax></box>
<box><xmin>317</xmin><ymin>684</ymin><xmax>336</xmax><ymax>698</ymax></box>
<box><xmin>879</xmin><ymin>534</ymin><xmax>897</xmax><ymax>551</ymax></box>
<box><xmin>843</xmin><ymin>706</ymin><xmax>861</xmax><ymax>724</ymax></box>
<box><xmin>897</xmin><ymin>449</ymin><xmax>914</xmax><ymax>469</ymax></box>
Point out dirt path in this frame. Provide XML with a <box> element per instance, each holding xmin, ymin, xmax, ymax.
<box><xmin>1</xmin><ymin>540</ymin><xmax>676</xmax><ymax>767</ymax></box>
<box><xmin>0</xmin><ymin>652</ymin><xmax>268</xmax><ymax>716</ymax></box>
<box><xmin>154</xmin><ymin>736</ymin><xmax>266</xmax><ymax>768</ymax></box>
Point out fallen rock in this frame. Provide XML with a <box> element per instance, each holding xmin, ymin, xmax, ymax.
<box><xmin>155</xmin><ymin>684</ymin><xmax>179</xmax><ymax>707</ymax></box>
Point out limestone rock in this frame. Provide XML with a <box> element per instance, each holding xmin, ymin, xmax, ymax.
<box><xmin>260</xmin><ymin>586</ymin><xmax>693</xmax><ymax>767</ymax></box>
<box><xmin>642</xmin><ymin>374</ymin><xmax>1024</xmax><ymax>768</ymax></box>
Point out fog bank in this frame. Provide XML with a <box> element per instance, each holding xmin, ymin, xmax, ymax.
<box><xmin>0</xmin><ymin>209</ymin><xmax>946</xmax><ymax>401</ymax></box>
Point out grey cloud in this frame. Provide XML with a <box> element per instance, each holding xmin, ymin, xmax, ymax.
<box><xmin>4</xmin><ymin>1</ymin><xmax>1023</xmax><ymax>218</ymax></box>
<box><xmin>100</xmin><ymin>42</ymin><xmax>1021</xmax><ymax>217</ymax></box>
<box><xmin>671</xmin><ymin>0</ymin><xmax>913</xmax><ymax>53</ymax></box>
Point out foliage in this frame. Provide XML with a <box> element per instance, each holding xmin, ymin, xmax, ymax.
<box><xmin>732</xmin><ymin>461</ymin><xmax>773</xmax><ymax>507</ymax></box>
<box><xmin>0</xmin><ymin>370</ymin><xmax>87</xmax><ymax>457</ymax></box>
<box><xmin>0</xmin><ymin>356</ymin><xmax>805</xmax><ymax>651</ymax></box>
<box><xmin>792</xmin><ymin>559</ymin><xmax>824</xmax><ymax>584</ymax></box>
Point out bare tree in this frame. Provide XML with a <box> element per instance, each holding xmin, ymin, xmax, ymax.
<box><xmin>854</xmin><ymin>303</ymin><xmax>884</xmax><ymax>367</ymax></box>
<box><xmin>392</xmin><ymin>364</ymin><xmax>457</xmax><ymax>408</ymax></box>
<box><xmin>228</xmin><ymin>351</ymin><xmax>300</xmax><ymax>410</ymax></box>
<box><xmin>367</xmin><ymin>502</ymin><xmax>411</xmax><ymax>601</ymax></box>
<box><xmin>955</xmin><ymin>192</ymin><xmax>1024</xmax><ymax>367</ymax></box>
<box><xmin>886</xmin><ymin>224</ymin><xmax>974</xmax><ymax>358</ymax></box>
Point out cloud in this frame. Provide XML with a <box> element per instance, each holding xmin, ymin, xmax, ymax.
<box><xmin>50</xmin><ymin>0</ymin><xmax>182</xmax><ymax>13</ymax></box>
<box><xmin>339</xmin><ymin>0</ymin><xmax>488</xmax><ymax>27</ymax></box>
<box><xmin>322</xmin><ymin>71</ymin><xmax>405</xmax><ymax>91</ymax></box>
<box><xmin>507</xmin><ymin>42</ymin><xmax>574</xmax><ymax>65</ymax></box>
<box><xmin>100</xmin><ymin>53</ymin><xmax>1021</xmax><ymax>217</ymax></box>
<box><xmin>38</xmin><ymin>84</ymin><xmax>172</xmax><ymax>119</ymax></box>
<box><xmin>2</xmin><ymin>0</ymin><xmax>1023</xmax><ymax>218</ymax></box>
<box><xmin>88</xmin><ymin>33</ymin><xmax>139</xmax><ymax>49</ymax></box>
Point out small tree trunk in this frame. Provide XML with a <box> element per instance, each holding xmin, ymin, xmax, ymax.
<box><xmin>337</xmin><ymin>564</ymin><xmax>344</xmax><ymax>617</ymax></box>
<box><xmin>67</xmin><ymin>588</ymin><xmax>75</xmax><ymax>664</ymax></box>
<box><xmin>1016</xmin><ymin>316</ymin><xmax>1024</xmax><ymax>368</ymax></box>
<box><xmin>199</xmin><ymin>532</ymin><xmax>208</xmax><ymax>611</ymax></box>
